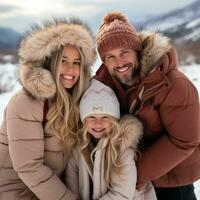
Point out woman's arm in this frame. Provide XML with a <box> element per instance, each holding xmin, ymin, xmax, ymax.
<box><xmin>7</xmin><ymin>93</ymin><xmax>76</xmax><ymax>200</ymax></box>
<box><xmin>65</xmin><ymin>147</ymin><xmax>80</xmax><ymax>198</ymax></box>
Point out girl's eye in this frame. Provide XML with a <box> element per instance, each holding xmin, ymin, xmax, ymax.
<box><xmin>89</xmin><ymin>116</ymin><xmax>95</xmax><ymax>119</ymax></box>
<box><xmin>102</xmin><ymin>116</ymin><xmax>108</xmax><ymax>119</ymax></box>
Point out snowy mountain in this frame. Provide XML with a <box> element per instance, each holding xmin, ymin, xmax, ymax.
<box><xmin>134</xmin><ymin>0</ymin><xmax>200</xmax><ymax>64</ymax></box>
<box><xmin>140</xmin><ymin>0</ymin><xmax>200</xmax><ymax>43</ymax></box>
<box><xmin>0</xmin><ymin>28</ymin><xmax>21</xmax><ymax>52</ymax></box>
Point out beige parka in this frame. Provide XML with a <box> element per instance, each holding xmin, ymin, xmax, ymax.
<box><xmin>66</xmin><ymin>115</ymin><xmax>157</xmax><ymax>200</ymax></box>
<box><xmin>0</xmin><ymin>18</ymin><xmax>96</xmax><ymax>200</ymax></box>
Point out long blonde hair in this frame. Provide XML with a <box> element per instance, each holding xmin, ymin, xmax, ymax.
<box><xmin>46</xmin><ymin>45</ymin><xmax>91</xmax><ymax>153</ymax></box>
<box><xmin>79</xmin><ymin>117</ymin><xmax>122</xmax><ymax>187</ymax></box>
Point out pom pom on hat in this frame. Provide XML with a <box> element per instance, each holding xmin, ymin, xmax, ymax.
<box><xmin>102</xmin><ymin>12</ymin><xmax>128</xmax><ymax>24</ymax></box>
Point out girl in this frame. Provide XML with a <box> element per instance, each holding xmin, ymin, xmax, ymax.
<box><xmin>66</xmin><ymin>79</ymin><xmax>157</xmax><ymax>200</ymax></box>
<box><xmin>0</xmin><ymin>18</ymin><xmax>96</xmax><ymax>200</ymax></box>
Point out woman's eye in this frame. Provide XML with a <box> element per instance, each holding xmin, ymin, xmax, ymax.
<box><xmin>74</xmin><ymin>62</ymin><xmax>80</xmax><ymax>66</ymax></box>
<box><xmin>62</xmin><ymin>60</ymin><xmax>67</xmax><ymax>64</ymax></box>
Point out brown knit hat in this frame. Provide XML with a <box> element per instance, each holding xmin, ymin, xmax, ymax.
<box><xmin>97</xmin><ymin>12</ymin><xmax>142</xmax><ymax>61</ymax></box>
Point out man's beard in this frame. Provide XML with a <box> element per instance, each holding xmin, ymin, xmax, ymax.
<box><xmin>113</xmin><ymin>62</ymin><xmax>140</xmax><ymax>85</ymax></box>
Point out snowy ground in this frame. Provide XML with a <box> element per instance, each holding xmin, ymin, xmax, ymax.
<box><xmin>0</xmin><ymin>63</ymin><xmax>200</xmax><ymax>198</ymax></box>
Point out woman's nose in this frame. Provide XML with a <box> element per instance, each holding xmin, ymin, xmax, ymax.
<box><xmin>63</xmin><ymin>63</ymin><xmax>74</xmax><ymax>72</ymax></box>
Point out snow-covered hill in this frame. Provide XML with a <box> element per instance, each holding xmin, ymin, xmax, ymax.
<box><xmin>140</xmin><ymin>0</ymin><xmax>200</xmax><ymax>43</ymax></box>
<box><xmin>0</xmin><ymin>62</ymin><xmax>19</xmax><ymax>94</ymax></box>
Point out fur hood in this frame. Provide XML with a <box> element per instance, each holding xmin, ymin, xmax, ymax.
<box><xmin>18</xmin><ymin>18</ymin><xmax>96</xmax><ymax>100</ymax></box>
<box><xmin>118</xmin><ymin>115</ymin><xmax>143</xmax><ymax>153</ymax></box>
<box><xmin>97</xmin><ymin>115</ymin><xmax>143</xmax><ymax>153</ymax></box>
<box><xmin>138</xmin><ymin>31</ymin><xmax>171</xmax><ymax>75</ymax></box>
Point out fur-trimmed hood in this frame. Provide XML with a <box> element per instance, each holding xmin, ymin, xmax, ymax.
<box><xmin>97</xmin><ymin>115</ymin><xmax>143</xmax><ymax>154</ymax></box>
<box><xmin>118</xmin><ymin>115</ymin><xmax>143</xmax><ymax>153</ymax></box>
<box><xmin>18</xmin><ymin>18</ymin><xmax>96</xmax><ymax>100</ymax></box>
<box><xmin>138</xmin><ymin>31</ymin><xmax>171</xmax><ymax>75</ymax></box>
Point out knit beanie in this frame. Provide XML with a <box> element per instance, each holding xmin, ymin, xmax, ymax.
<box><xmin>79</xmin><ymin>79</ymin><xmax>120</xmax><ymax>122</ymax></box>
<box><xmin>97</xmin><ymin>12</ymin><xmax>142</xmax><ymax>61</ymax></box>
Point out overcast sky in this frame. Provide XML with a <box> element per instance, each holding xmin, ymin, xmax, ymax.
<box><xmin>0</xmin><ymin>0</ymin><xmax>196</xmax><ymax>33</ymax></box>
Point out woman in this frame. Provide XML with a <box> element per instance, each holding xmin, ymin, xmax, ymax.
<box><xmin>0</xmin><ymin>18</ymin><xmax>96</xmax><ymax>200</ymax></box>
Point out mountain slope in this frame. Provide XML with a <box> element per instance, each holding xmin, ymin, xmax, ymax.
<box><xmin>0</xmin><ymin>27</ymin><xmax>21</xmax><ymax>52</ymax></box>
<box><xmin>137</xmin><ymin>0</ymin><xmax>200</xmax><ymax>64</ymax></box>
<box><xmin>140</xmin><ymin>0</ymin><xmax>200</xmax><ymax>42</ymax></box>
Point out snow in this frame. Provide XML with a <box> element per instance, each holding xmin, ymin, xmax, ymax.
<box><xmin>0</xmin><ymin>63</ymin><xmax>19</xmax><ymax>93</ymax></box>
<box><xmin>145</xmin><ymin>10</ymin><xmax>195</xmax><ymax>32</ymax></box>
<box><xmin>182</xmin><ymin>28</ymin><xmax>200</xmax><ymax>42</ymax></box>
<box><xmin>0</xmin><ymin>63</ymin><xmax>200</xmax><ymax>198</ymax></box>
<box><xmin>186</xmin><ymin>18</ymin><xmax>200</xmax><ymax>29</ymax></box>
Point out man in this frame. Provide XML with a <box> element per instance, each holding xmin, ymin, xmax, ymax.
<box><xmin>94</xmin><ymin>11</ymin><xmax>200</xmax><ymax>200</ymax></box>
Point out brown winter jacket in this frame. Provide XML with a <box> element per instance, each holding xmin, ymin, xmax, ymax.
<box><xmin>0</xmin><ymin>19</ymin><xmax>96</xmax><ymax>200</ymax></box>
<box><xmin>94</xmin><ymin>32</ymin><xmax>200</xmax><ymax>188</ymax></box>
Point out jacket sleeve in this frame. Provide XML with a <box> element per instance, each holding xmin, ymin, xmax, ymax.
<box><xmin>6</xmin><ymin>93</ymin><xmax>76</xmax><ymax>200</ymax></box>
<box><xmin>65</xmin><ymin>147</ymin><xmax>79</xmax><ymax>198</ymax></box>
<box><xmin>137</xmin><ymin>78</ymin><xmax>200</xmax><ymax>187</ymax></box>
<box><xmin>99</xmin><ymin>148</ymin><xmax>137</xmax><ymax>200</ymax></box>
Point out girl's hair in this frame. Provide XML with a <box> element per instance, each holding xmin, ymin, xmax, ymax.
<box><xmin>79</xmin><ymin>116</ymin><xmax>122</xmax><ymax>187</ymax></box>
<box><xmin>46</xmin><ymin>45</ymin><xmax>91</xmax><ymax>154</ymax></box>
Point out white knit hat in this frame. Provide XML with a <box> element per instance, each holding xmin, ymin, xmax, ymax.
<box><xmin>79</xmin><ymin>79</ymin><xmax>120</xmax><ymax>122</ymax></box>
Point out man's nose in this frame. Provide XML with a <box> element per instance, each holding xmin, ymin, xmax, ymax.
<box><xmin>115</xmin><ymin>57</ymin><xmax>125</xmax><ymax>67</ymax></box>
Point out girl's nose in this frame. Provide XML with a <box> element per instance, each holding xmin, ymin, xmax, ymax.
<box><xmin>94</xmin><ymin>118</ymin><xmax>103</xmax><ymax>126</ymax></box>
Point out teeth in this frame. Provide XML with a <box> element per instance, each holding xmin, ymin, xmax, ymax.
<box><xmin>93</xmin><ymin>128</ymin><xmax>105</xmax><ymax>132</ymax></box>
<box><xmin>62</xmin><ymin>75</ymin><xmax>73</xmax><ymax>80</ymax></box>
<box><xmin>117</xmin><ymin>66</ymin><xmax>129</xmax><ymax>72</ymax></box>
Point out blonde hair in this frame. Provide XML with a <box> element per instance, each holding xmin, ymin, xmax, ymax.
<box><xmin>46</xmin><ymin>45</ymin><xmax>91</xmax><ymax>154</ymax></box>
<box><xmin>79</xmin><ymin>117</ymin><xmax>122</xmax><ymax>187</ymax></box>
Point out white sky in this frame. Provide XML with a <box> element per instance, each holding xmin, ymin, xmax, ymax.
<box><xmin>0</xmin><ymin>0</ymin><xmax>196</xmax><ymax>33</ymax></box>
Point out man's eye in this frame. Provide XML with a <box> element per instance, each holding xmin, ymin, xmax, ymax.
<box><xmin>123</xmin><ymin>50</ymin><xmax>129</xmax><ymax>54</ymax></box>
<box><xmin>105</xmin><ymin>56</ymin><xmax>114</xmax><ymax>62</ymax></box>
<box><xmin>108</xmin><ymin>56</ymin><xmax>114</xmax><ymax>59</ymax></box>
